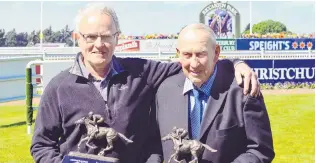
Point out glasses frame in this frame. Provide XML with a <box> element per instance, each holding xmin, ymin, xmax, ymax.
<box><xmin>78</xmin><ymin>32</ymin><xmax>119</xmax><ymax>43</ymax></box>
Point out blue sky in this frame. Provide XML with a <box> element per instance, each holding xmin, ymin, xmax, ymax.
<box><xmin>0</xmin><ymin>1</ymin><xmax>314</xmax><ymax>35</ymax></box>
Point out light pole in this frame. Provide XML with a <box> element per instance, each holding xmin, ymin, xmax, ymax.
<box><xmin>249</xmin><ymin>0</ymin><xmax>252</xmax><ymax>34</ymax></box>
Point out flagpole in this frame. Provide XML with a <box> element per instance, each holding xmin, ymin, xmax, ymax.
<box><xmin>40</xmin><ymin>1</ymin><xmax>43</xmax><ymax>49</ymax></box>
<box><xmin>73</xmin><ymin>32</ymin><xmax>76</xmax><ymax>52</ymax></box>
<box><xmin>249</xmin><ymin>0</ymin><xmax>252</xmax><ymax>34</ymax></box>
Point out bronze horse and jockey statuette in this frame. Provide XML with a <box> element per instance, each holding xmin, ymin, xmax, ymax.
<box><xmin>62</xmin><ymin>112</ymin><xmax>133</xmax><ymax>163</ymax></box>
<box><xmin>162</xmin><ymin>127</ymin><xmax>217</xmax><ymax>163</ymax></box>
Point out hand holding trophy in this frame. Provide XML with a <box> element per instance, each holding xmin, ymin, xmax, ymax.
<box><xmin>161</xmin><ymin>127</ymin><xmax>217</xmax><ymax>163</ymax></box>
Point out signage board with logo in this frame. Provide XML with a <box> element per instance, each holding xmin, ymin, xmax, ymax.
<box><xmin>236</xmin><ymin>39</ymin><xmax>315</xmax><ymax>51</ymax></box>
<box><xmin>217</xmin><ymin>39</ymin><xmax>236</xmax><ymax>51</ymax></box>
<box><xmin>245</xmin><ymin>59</ymin><xmax>315</xmax><ymax>84</ymax></box>
<box><xmin>199</xmin><ymin>1</ymin><xmax>241</xmax><ymax>38</ymax></box>
<box><xmin>115</xmin><ymin>40</ymin><xmax>140</xmax><ymax>52</ymax></box>
<box><xmin>140</xmin><ymin>39</ymin><xmax>177</xmax><ymax>52</ymax></box>
<box><xmin>116</xmin><ymin>39</ymin><xmax>236</xmax><ymax>52</ymax></box>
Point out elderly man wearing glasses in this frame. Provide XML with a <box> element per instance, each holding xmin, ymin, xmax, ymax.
<box><xmin>31</xmin><ymin>3</ymin><xmax>260</xmax><ymax>163</ymax></box>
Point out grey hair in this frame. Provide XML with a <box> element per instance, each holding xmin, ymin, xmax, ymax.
<box><xmin>179</xmin><ymin>23</ymin><xmax>217</xmax><ymax>49</ymax></box>
<box><xmin>74</xmin><ymin>3</ymin><xmax>121</xmax><ymax>33</ymax></box>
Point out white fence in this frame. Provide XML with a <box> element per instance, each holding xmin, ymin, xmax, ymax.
<box><xmin>0</xmin><ymin>47</ymin><xmax>314</xmax><ymax>60</ymax></box>
<box><xmin>0</xmin><ymin>48</ymin><xmax>315</xmax><ymax>103</ymax></box>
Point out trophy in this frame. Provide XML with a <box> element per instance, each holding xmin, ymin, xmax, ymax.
<box><xmin>62</xmin><ymin>112</ymin><xmax>133</xmax><ymax>163</ymax></box>
<box><xmin>161</xmin><ymin>127</ymin><xmax>217</xmax><ymax>163</ymax></box>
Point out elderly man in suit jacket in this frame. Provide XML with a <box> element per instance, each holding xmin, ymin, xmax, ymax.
<box><xmin>154</xmin><ymin>23</ymin><xmax>275</xmax><ymax>163</ymax></box>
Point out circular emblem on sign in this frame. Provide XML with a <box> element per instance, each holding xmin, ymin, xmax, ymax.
<box><xmin>299</xmin><ymin>42</ymin><xmax>306</xmax><ymax>49</ymax></box>
<box><xmin>307</xmin><ymin>41</ymin><xmax>313</xmax><ymax>49</ymax></box>
<box><xmin>292</xmin><ymin>42</ymin><xmax>298</xmax><ymax>49</ymax></box>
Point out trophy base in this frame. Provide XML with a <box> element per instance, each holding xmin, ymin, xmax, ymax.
<box><xmin>62</xmin><ymin>152</ymin><xmax>119</xmax><ymax>163</ymax></box>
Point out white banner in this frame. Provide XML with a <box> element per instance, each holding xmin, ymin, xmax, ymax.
<box><xmin>139</xmin><ymin>39</ymin><xmax>177</xmax><ymax>52</ymax></box>
<box><xmin>117</xmin><ymin>39</ymin><xmax>177</xmax><ymax>52</ymax></box>
<box><xmin>116</xmin><ymin>39</ymin><xmax>237</xmax><ymax>52</ymax></box>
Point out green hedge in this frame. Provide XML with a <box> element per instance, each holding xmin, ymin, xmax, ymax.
<box><xmin>261</xmin><ymin>82</ymin><xmax>315</xmax><ymax>90</ymax></box>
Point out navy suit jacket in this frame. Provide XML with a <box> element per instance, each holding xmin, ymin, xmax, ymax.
<box><xmin>153</xmin><ymin>60</ymin><xmax>275</xmax><ymax>163</ymax></box>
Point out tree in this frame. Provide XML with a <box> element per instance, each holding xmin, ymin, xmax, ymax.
<box><xmin>5</xmin><ymin>29</ymin><xmax>17</xmax><ymax>47</ymax></box>
<box><xmin>50</xmin><ymin>30</ymin><xmax>61</xmax><ymax>43</ymax></box>
<box><xmin>16</xmin><ymin>32</ymin><xmax>28</xmax><ymax>47</ymax></box>
<box><xmin>43</xmin><ymin>26</ymin><xmax>54</xmax><ymax>43</ymax></box>
<box><xmin>27</xmin><ymin>30</ymin><xmax>40</xmax><ymax>46</ymax></box>
<box><xmin>0</xmin><ymin>25</ymin><xmax>81</xmax><ymax>47</ymax></box>
<box><xmin>242</xmin><ymin>20</ymin><xmax>288</xmax><ymax>35</ymax></box>
<box><xmin>60</xmin><ymin>25</ymin><xmax>70</xmax><ymax>42</ymax></box>
<box><xmin>243</xmin><ymin>23</ymin><xmax>250</xmax><ymax>34</ymax></box>
<box><xmin>0</xmin><ymin>29</ymin><xmax>5</xmax><ymax>47</ymax></box>
<box><xmin>252</xmin><ymin>20</ymin><xmax>287</xmax><ymax>34</ymax></box>
<box><xmin>60</xmin><ymin>25</ymin><xmax>75</xmax><ymax>46</ymax></box>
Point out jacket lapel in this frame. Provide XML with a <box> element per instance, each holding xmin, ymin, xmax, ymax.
<box><xmin>198</xmin><ymin>64</ymin><xmax>228</xmax><ymax>140</ymax></box>
<box><xmin>175</xmin><ymin>72</ymin><xmax>189</xmax><ymax>131</ymax></box>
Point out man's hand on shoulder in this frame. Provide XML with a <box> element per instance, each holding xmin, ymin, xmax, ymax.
<box><xmin>234</xmin><ymin>61</ymin><xmax>260</xmax><ymax>97</ymax></box>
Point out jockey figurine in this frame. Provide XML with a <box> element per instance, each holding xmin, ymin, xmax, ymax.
<box><xmin>88</xmin><ymin>112</ymin><xmax>104</xmax><ymax>138</ymax></box>
<box><xmin>172</xmin><ymin>127</ymin><xmax>189</xmax><ymax>144</ymax></box>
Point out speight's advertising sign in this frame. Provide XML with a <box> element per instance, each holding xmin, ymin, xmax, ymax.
<box><xmin>236</xmin><ymin>38</ymin><xmax>315</xmax><ymax>51</ymax></box>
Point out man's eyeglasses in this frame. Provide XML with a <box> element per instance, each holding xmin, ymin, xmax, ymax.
<box><xmin>79</xmin><ymin>32</ymin><xmax>118</xmax><ymax>43</ymax></box>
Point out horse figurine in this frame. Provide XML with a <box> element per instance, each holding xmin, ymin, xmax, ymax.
<box><xmin>161</xmin><ymin>131</ymin><xmax>217</xmax><ymax>163</ymax></box>
<box><xmin>75</xmin><ymin>116</ymin><xmax>133</xmax><ymax>156</ymax></box>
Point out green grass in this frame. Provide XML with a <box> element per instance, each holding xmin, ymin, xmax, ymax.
<box><xmin>0</xmin><ymin>93</ymin><xmax>314</xmax><ymax>163</ymax></box>
<box><xmin>0</xmin><ymin>106</ymin><xmax>37</xmax><ymax>163</ymax></box>
<box><xmin>265</xmin><ymin>93</ymin><xmax>315</xmax><ymax>163</ymax></box>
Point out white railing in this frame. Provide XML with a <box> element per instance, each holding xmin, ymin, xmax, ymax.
<box><xmin>1</xmin><ymin>51</ymin><xmax>315</xmax><ymax>61</ymax></box>
<box><xmin>0</xmin><ymin>47</ymin><xmax>314</xmax><ymax>60</ymax></box>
